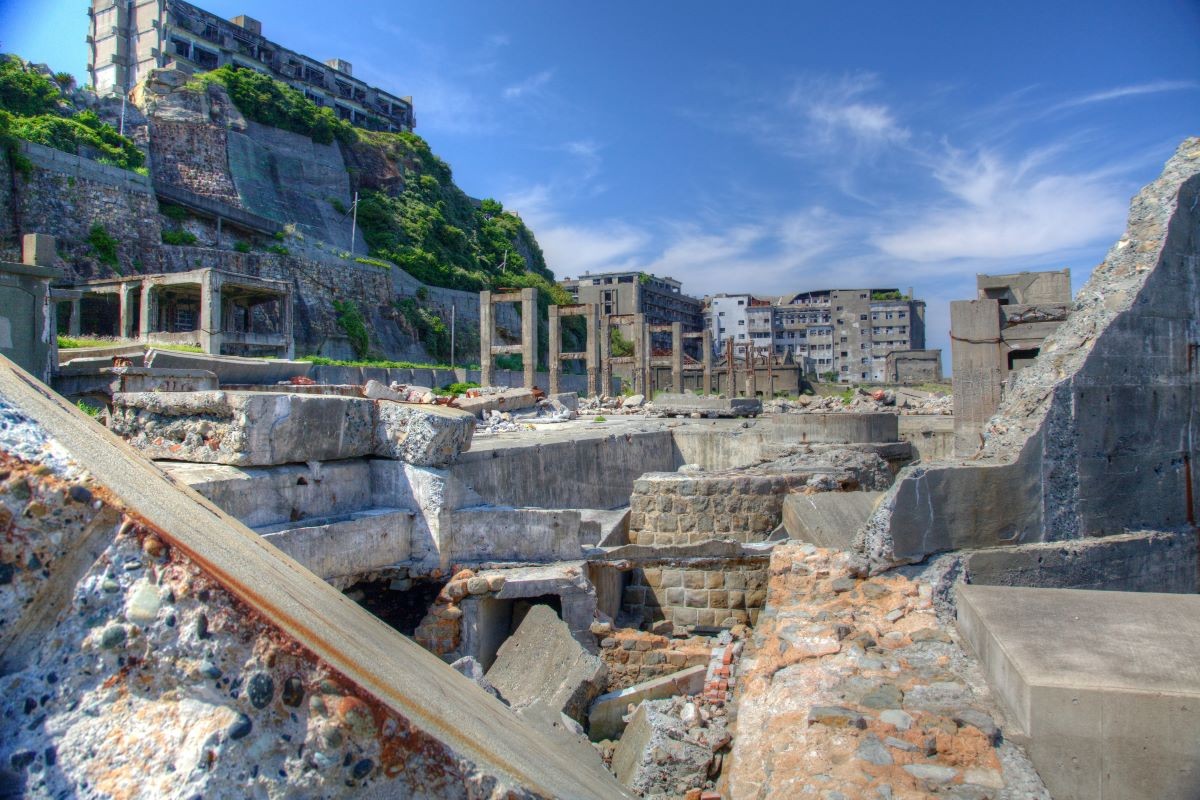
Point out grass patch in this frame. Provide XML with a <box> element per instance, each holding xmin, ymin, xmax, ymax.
<box><xmin>161</xmin><ymin>229</ymin><xmax>197</xmax><ymax>246</ymax></box>
<box><xmin>74</xmin><ymin>399</ymin><xmax>101</xmax><ymax>418</ymax></box>
<box><xmin>332</xmin><ymin>299</ymin><xmax>369</xmax><ymax>359</ymax></box>
<box><xmin>299</xmin><ymin>355</ymin><xmax>455</xmax><ymax>370</ymax></box>
<box><xmin>267</xmin><ymin>243</ymin><xmax>289</xmax><ymax>256</ymax></box>
<box><xmin>86</xmin><ymin>223</ymin><xmax>119</xmax><ymax>269</ymax></box>
<box><xmin>432</xmin><ymin>381</ymin><xmax>480</xmax><ymax>397</ymax></box>
<box><xmin>593</xmin><ymin>416</ymin><xmax>607</xmax><ymax>423</ymax></box>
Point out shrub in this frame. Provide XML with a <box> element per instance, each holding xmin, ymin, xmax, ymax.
<box><xmin>610</xmin><ymin>326</ymin><xmax>635</xmax><ymax>357</ymax></box>
<box><xmin>161</xmin><ymin>229</ymin><xmax>197</xmax><ymax>246</ymax></box>
<box><xmin>267</xmin><ymin>243</ymin><xmax>289</xmax><ymax>256</ymax></box>
<box><xmin>333</xmin><ymin>299</ymin><xmax>369</xmax><ymax>359</ymax></box>
<box><xmin>233</xmin><ymin>240</ymin><xmax>251</xmax><ymax>253</ymax></box>
<box><xmin>10</xmin><ymin>110</ymin><xmax>143</xmax><ymax>170</ymax></box>
<box><xmin>329</xmin><ymin>197</ymin><xmax>347</xmax><ymax>214</ymax></box>
<box><xmin>194</xmin><ymin>65</ymin><xmax>352</xmax><ymax>145</ymax></box>
<box><xmin>0</xmin><ymin>56</ymin><xmax>60</xmax><ymax>116</ymax></box>
<box><xmin>160</xmin><ymin>203</ymin><xmax>188</xmax><ymax>222</ymax></box>
<box><xmin>86</xmin><ymin>223</ymin><xmax>118</xmax><ymax>267</ymax></box>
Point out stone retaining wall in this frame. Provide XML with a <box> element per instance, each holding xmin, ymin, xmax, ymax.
<box><xmin>622</xmin><ymin>559</ymin><xmax>770</xmax><ymax>627</ymax></box>
<box><xmin>596</xmin><ymin>629</ymin><xmax>712</xmax><ymax>691</ymax></box>
<box><xmin>629</xmin><ymin>473</ymin><xmax>809</xmax><ymax>545</ymax></box>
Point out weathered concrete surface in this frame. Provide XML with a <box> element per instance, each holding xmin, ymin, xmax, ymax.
<box><xmin>145</xmin><ymin>348</ymin><xmax>312</xmax><ymax>383</ymax></box>
<box><xmin>454</xmin><ymin>388</ymin><xmax>538</xmax><ymax>418</ymax></box>
<box><xmin>652</xmin><ymin>393</ymin><xmax>761</xmax><ymax>417</ymax></box>
<box><xmin>259</xmin><ymin>507</ymin><xmax>414</xmax><ymax>580</ymax></box>
<box><xmin>860</xmin><ymin>139</ymin><xmax>1200</xmax><ymax>570</ymax></box>
<box><xmin>110</xmin><ymin>391</ymin><xmax>376</xmax><ymax>466</ymax></box>
<box><xmin>727</xmin><ymin>543</ymin><xmax>1048</xmax><ymax>800</ymax></box>
<box><xmin>0</xmin><ymin>355</ymin><xmax>630</xmax><ymax>798</ymax></box>
<box><xmin>580</xmin><ymin>507</ymin><xmax>631</xmax><ymax>547</ymax></box>
<box><xmin>610</xmin><ymin>702</ymin><xmax>715</xmax><ymax>797</ymax></box>
<box><xmin>782</xmin><ymin>491</ymin><xmax>883</xmax><ymax>549</ymax></box>
<box><xmin>897</xmin><ymin>414</ymin><xmax>955</xmax><ymax>462</ymax></box>
<box><xmin>446</xmin><ymin>507</ymin><xmax>582</xmax><ymax>562</ymax></box>
<box><xmin>588</xmin><ymin>665</ymin><xmax>707</xmax><ymax>742</ymax></box>
<box><xmin>762</xmin><ymin>412</ymin><xmax>899</xmax><ymax>444</ymax></box>
<box><xmin>485</xmin><ymin>604</ymin><xmax>607</xmax><ymax>724</ymax></box>
<box><xmin>957</xmin><ymin>584</ymin><xmax>1200</xmax><ymax>800</ymax></box>
<box><xmin>375</xmin><ymin>400</ymin><xmax>475</xmax><ymax>467</ymax></box>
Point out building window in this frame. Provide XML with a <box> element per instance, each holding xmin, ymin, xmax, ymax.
<box><xmin>738</xmin><ymin>320</ymin><xmax>745</xmax><ymax>326</ymax></box>
<box><xmin>860</xmin><ymin>314</ymin><xmax>868</xmax><ymax>320</ymax></box>
<box><xmin>835</xmin><ymin>305</ymin><xmax>843</xmax><ymax>311</ymax></box>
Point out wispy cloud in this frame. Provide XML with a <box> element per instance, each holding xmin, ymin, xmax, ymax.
<box><xmin>1054</xmin><ymin>79</ymin><xmax>1197</xmax><ymax>110</ymax></box>
<box><xmin>503</xmin><ymin>68</ymin><xmax>556</xmax><ymax>100</ymax></box>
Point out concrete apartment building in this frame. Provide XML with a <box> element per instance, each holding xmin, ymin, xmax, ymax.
<box><xmin>704</xmin><ymin>288</ymin><xmax>931</xmax><ymax>382</ymax></box>
<box><xmin>559</xmin><ymin>270</ymin><xmax>704</xmax><ymax>330</ymax></box>
<box><xmin>87</xmin><ymin>0</ymin><xmax>415</xmax><ymax>132</ymax></box>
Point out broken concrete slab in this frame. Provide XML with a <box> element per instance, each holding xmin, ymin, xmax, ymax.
<box><xmin>957</xmin><ymin>584</ymin><xmax>1200</xmax><ymax>800</ymax></box>
<box><xmin>782</xmin><ymin>491</ymin><xmax>883</xmax><ymax>550</ymax></box>
<box><xmin>610</xmin><ymin>702</ymin><xmax>713</xmax><ymax>796</ymax></box>
<box><xmin>446</xmin><ymin>507</ymin><xmax>582</xmax><ymax>562</ymax></box>
<box><xmin>454</xmin><ymin>388</ymin><xmax>538</xmax><ymax>418</ymax></box>
<box><xmin>652</xmin><ymin>393</ymin><xmax>761</xmax><ymax>417</ymax></box>
<box><xmin>110</xmin><ymin>391</ymin><xmax>376</xmax><ymax>466</ymax></box>
<box><xmin>374</xmin><ymin>401</ymin><xmax>475</xmax><ymax>467</ymax></box>
<box><xmin>579</xmin><ymin>507</ymin><xmax>630</xmax><ymax>547</ymax></box>
<box><xmin>588</xmin><ymin>665</ymin><xmax>707</xmax><ymax>742</ymax></box>
<box><xmin>258</xmin><ymin>507</ymin><xmax>414</xmax><ymax>579</ymax></box>
<box><xmin>485</xmin><ymin>604</ymin><xmax>607</xmax><ymax>723</ymax></box>
<box><xmin>106</xmin><ymin>367</ymin><xmax>218</xmax><ymax>394</ymax></box>
<box><xmin>145</xmin><ymin>348</ymin><xmax>312</xmax><ymax>384</ymax></box>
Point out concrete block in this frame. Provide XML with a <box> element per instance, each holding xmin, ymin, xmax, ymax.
<box><xmin>105</xmin><ymin>367</ymin><xmax>218</xmax><ymax>394</ymax></box>
<box><xmin>957</xmin><ymin>584</ymin><xmax>1200</xmax><ymax>800</ymax></box>
<box><xmin>375</xmin><ymin>401</ymin><xmax>475</xmax><ymax>467</ymax></box>
<box><xmin>110</xmin><ymin>391</ymin><xmax>376</xmax><ymax>466</ymax></box>
<box><xmin>446</xmin><ymin>507</ymin><xmax>582</xmax><ymax>562</ymax></box>
<box><xmin>588</xmin><ymin>665</ymin><xmax>707</xmax><ymax>741</ymax></box>
<box><xmin>782</xmin><ymin>491</ymin><xmax>883</xmax><ymax>549</ymax></box>
<box><xmin>579</xmin><ymin>507</ymin><xmax>630</xmax><ymax>547</ymax></box>
<box><xmin>610</xmin><ymin>703</ymin><xmax>712</xmax><ymax>795</ymax></box>
<box><xmin>145</xmin><ymin>349</ymin><xmax>311</xmax><ymax>384</ymax></box>
<box><xmin>486</xmin><ymin>604</ymin><xmax>606</xmax><ymax>723</ymax></box>
<box><xmin>653</xmin><ymin>393</ymin><xmax>761</xmax><ymax>417</ymax></box>
<box><xmin>259</xmin><ymin>507</ymin><xmax>414</xmax><ymax>579</ymax></box>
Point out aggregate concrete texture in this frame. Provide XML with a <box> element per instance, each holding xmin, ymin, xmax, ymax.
<box><xmin>0</xmin><ymin>355</ymin><xmax>630</xmax><ymax>797</ymax></box>
<box><xmin>374</xmin><ymin>400</ymin><xmax>476</xmax><ymax>467</ymax></box>
<box><xmin>957</xmin><ymin>584</ymin><xmax>1200</xmax><ymax>800</ymax></box>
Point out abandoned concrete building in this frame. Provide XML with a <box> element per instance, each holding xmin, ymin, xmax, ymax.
<box><xmin>88</xmin><ymin>0</ymin><xmax>415</xmax><ymax>131</ymax></box>
<box><xmin>66</xmin><ymin>267</ymin><xmax>294</xmax><ymax>358</ymax></box>
<box><xmin>950</xmin><ymin>270</ymin><xmax>1072</xmax><ymax>456</ymax></box>
<box><xmin>1</xmin><ymin>45</ymin><xmax>1198</xmax><ymax>798</ymax></box>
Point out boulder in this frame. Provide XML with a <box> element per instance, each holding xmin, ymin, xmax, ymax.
<box><xmin>610</xmin><ymin>703</ymin><xmax>712</xmax><ymax>796</ymax></box>
<box><xmin>485</xmin><ymin>604</ymin><xmax>607</xmax><ymax>724</ymax></box>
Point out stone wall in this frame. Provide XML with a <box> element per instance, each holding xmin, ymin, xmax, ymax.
<box><xmin>621</xmin><ymin>559</ymin><xmax>770</xmax><ymax>627</ymax></box>
<box><xmin>150</xmin><ymin>118</ymin><xmax>240</xmax><ymax>205</ymax></box>
<box><xmin>629</xmin><ymin>473</ymin><xmax>803</xmax><ymax>545</ymax></box>
<box><xmin>596</xmin><ymin>629</ymin><xmax>711</xmax><ymax>691</ymax></box>
<box><xmin>6</xmin><ymin>142</ymin><xmax>163</xmax><ymax>278</ymax></box>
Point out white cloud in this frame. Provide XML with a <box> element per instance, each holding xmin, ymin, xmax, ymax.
<box><xmin>502</xmin><ymin>68</ymin><xmax>555</xmax><ymax>100</ymax></box>
<box><xmin>874</xmin><ymin>148</ymin><xmax>1128</xmax><ymax>262</ymax></box>
<box><xmin>1055</xmin><ymin>79</ymin><xmax>1197</xmax><ymax>110</ymax></box>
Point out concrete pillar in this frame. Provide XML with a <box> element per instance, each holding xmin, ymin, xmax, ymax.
<box><xmin>599</xmin><ymin>314</ymin><xmax>612</xmax><ymax>396</ymax></box>
<box><xmin>22</xmin><ymin>233</ymin><xmax>57</xmax><ymax>267</ymax></box>
<box><xmin>745</xmin><ymin>352</ymin><xmax>757</xmax><ymax>398</ymax></box>
<box><xmin>547</xmin><ymin>304</ymin><xmax>561</xmax><ymax>395</ymax></box>
<box><xmin>520</xmin><ymin>287</ymin><xmax>537</xmax><ymax>390</ymax></box>
<box><xmin>281</xmin><ymin>289</ymin><xmax>295</xmax><ymax>359</ymax></box>
<box><xmin>766</xmin><ymin>352</ymin><xmax>775</xmax><ymax>398</ymax></box>
<box><xmin>726</xmin><ymin>338</ymin><xmax>735</xmax><ymax>397</ymax></box>
<box><xmin>702</xmin><ymin>329</ymin><xmax>712</xmax><ymax>395</ymax></box>
<box><xmin>479</xmin><ymin>290</ymin><xmax>493</xmax><ymax>387</ymax></box>
<box><xmin>68</xmin><ymin>298</ymin><xmax>81</xmax><ymax>336</ymax></box>
<box><xmin>671</xmin><ymin>322</ymin><xmax>683</xmax><ymax>394</ymax></box>
<box><xmin>951</xmin><ymin>299</ymin><xmax>1004</xmax><ymax>457</ymax></box>
<box><xmin>138</xmin><ymin>280</ymin><xmax>157</xmax><ymax>341</ymax></box>
<box><xmin>634</xmin><ymin>313</ymin><xmax>647</xmax><ymax>396</ymax></box>
<box><xmin>200</xmin><ymin>272</ymin><xmax>222</xmax><ymax>355</ymax></box>
<box><xmin>585</xmin><ymin>304</ymin><xmax>599</xmax><ymax>397</ymax></box>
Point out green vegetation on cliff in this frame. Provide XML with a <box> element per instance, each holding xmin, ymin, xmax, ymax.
<box><xmin>0</xmin><ymin>56</ymin><xmax>144</xmax><ymax>171</ymax></box>
<box><xmin>196</xmin><ymin>64</ymin><xmax>566</xmax><ymax>305</ymax></box>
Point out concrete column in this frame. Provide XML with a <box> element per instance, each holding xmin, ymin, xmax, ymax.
<box><xmin>118</xmin><ymin>286</ymin><xmax>133</xmax><ymax>340</ymax></box>
<box><xmin>745</xmin><ymin>352</ymin><xmax>757</xmax><ymax>398</ymax></box>
<box><xmin>281</xmin><ymin>289</ymin><xmax>295</xmax><ymax>359</ymax></box>
<box><xmin>766</xmin><ymin>352</ymin><xmax>775</xmax><ymax>398</ymax></box>
<box><xmin>520</xmin><ymin>287</ymin><xmax>537</xmax><ymax>390</ymax></box>
<box><xmin>547</xmin><ymin>304</ymin><xmax>561</xmax><ymax>395</ymax></box>
<box><xmin>200</xmin><ymin>273</ymin><xmax>222</xmax><ymax>355</ymax></box>
<box><xmin>951</xmin><ymin>299</ymin><xmax>1004</xmax><ymax>457</ymax></box>
<box><xmin>479</xmin><ymin>290</ymin><xmax>493</xmax><ymax>387</ymax></box>
<box><xmin>599</xmin><ymin>314</ymin><xmax>612</xmax><ymax>396</ymax></box>
<box><xmin>138</xmin><ymin>280</ymin><xmax>157</xmax><ymax>341</ymax></box>
<box><xmin>726</xmin><ymin>338</ymin><xmax>735</xmax><ymax>397</ymax></box>
<box><xmin>585</xmin><ymin>304</ymin><xmax>599</xmax><ymax>397</ymax></box>
<box><xmin>68</xmin><ymin>299</ymin><xmax>81</xmax><ymax>336</ymax></box>
<box><xmin>671</xmin><ymin>322</ymin><xmax>683</xmax><ymax>394</ymax></box>
<box><xmin>702</xmin><ymin>329</ymin><xmax>712</xmax><ymax>395</ymax></box>
<box><xmin>633</xmin><ymin>313</ymin><xmax>647</xmax><ymax>396</ymax></box>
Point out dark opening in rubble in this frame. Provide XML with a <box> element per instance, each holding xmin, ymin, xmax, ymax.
<box><xmin>344</xmin><ymin>577</ymin><xmax>442</xmax><ymax>636</ymax></box>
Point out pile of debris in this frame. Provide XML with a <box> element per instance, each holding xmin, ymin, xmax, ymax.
<box><xmin>579</xmin><ymin>395</ymin><xmax>655</xmax><ymax>416</ymax></box>
<box><xmin>764</xmin><ymin>388</ymin><xmax>952</xmax><ymax>415</ymax></box>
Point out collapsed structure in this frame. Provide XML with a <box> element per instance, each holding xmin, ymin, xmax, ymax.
<box><xmin>0</xmin><ymin>87</ymin><xmax>1197</xmax><ymax>800</ymax></box>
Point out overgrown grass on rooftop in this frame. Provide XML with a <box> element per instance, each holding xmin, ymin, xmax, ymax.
<box><xmin>57</xmin><ymin>335</ymin><xmax>202</xmax><ymax>354</ymax></box>
<box><xmin>298</xmin><ymin>355</ymin><xmax>461</xmax><ymax>370</ymax></box>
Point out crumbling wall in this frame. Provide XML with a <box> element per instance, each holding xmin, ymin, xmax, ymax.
<box><xmin>859</xmin><ymin>138</ymin><xmax>1200</xmax><ymax>571</ymax></box>
<box><xmin>595</xmin><ymin>629</ymin><xmax>711</xmax><ymax>691</ymax></box>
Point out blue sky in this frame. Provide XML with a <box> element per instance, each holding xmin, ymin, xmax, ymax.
<box><xmin>4</xmin><ymin>1</ymin><xmax>1199</xmax><ymax>357</ymax></box>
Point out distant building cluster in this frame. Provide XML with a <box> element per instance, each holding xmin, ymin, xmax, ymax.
<box><xmin>558</xmin><ymin>270</ymin><xmax>940</xmax><ymax>384</ymax></box>
<box><xmin>87</xmin><ymin>0</ymin><xmax>415</xmax><ymax>132</ymax></box>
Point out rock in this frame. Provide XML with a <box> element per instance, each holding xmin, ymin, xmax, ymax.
<box><xmin>226</xmin><ymin>712</ymin><xmax>253</xmax><ymax>741</ymax></box>
<box><xmin>124</xmin><ymin>579</ymin><xmax>161</xmax><ymax>623</ymax></box>
<box><xmin>903</xmin><ymin>763</ymin><xmax>958</xmax><ymax>784</ymax></box>
<box><xmin>954</xmin><ymin>709</ymin><xmax>999</xmax><ymax>744</ymax></box>
<box><xmin>856</xmin><ymin>734</ymin><xmax>894</xmax><ymax>766</ymax></box>
<box><xmin>879</xmin><ymin>709</ymin><xmax>914</xmax><ymax>731</ymax></box>
<box><xmin>362</xmin><ymin>379</ymin><xmax>406</xmax><ymax>402</ymax></box>
<box><xmin>374</xmin><ymin>401</ymin><xmax>475</xmax><ymax>467</ymax></box>
<box><xmin>281</xmin><ymin>676</ymin><xmax>304</xmax><ymax>707</ymax></box>
<box><xmin>611</xmin><ymin>703</ymin><xmax>712</xmax><ymax>797</ymax></box>
<box><xmin>622</xmin><ymin>394</ymin><xmax>645</xmax><ymax>408</ymax></box>
<box><xmin>98</xmin><ymin>623</ymin><xmax>127</xmax><ymax>650</ymax></box>
<box><xmin>807</xmin><ymin>706</ymin><xmax>866</xmax><ymax>729</ymax></box>
<box><xmin>485</xmin><ymin>605</ymin><xmax>606</xmax><ymax>723</ymax></box>
<box><xmin>247</xmin><ymin>672</ymin><xmax>275</xmax><ymax>709</ymax></box>
<box><xmin>450</xmin><ymin>656</ymin><xmax>502</xmax><ymax>699</ymax></box>
<box><xmin>829</xmin><ymin>577</ymin><xmax>856</xmax><ymax>593</ymax></box>
<box><xmin>860</xmin><ymin>683</ymin><xmax>904</xmax><ymax>709</ymax></box>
